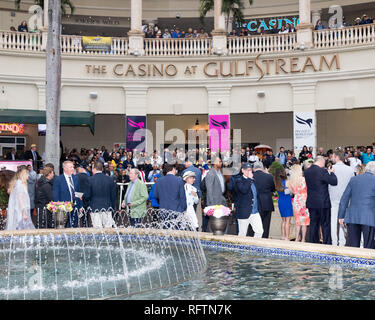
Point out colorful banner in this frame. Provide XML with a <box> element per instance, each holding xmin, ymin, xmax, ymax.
<box><xmin>209</xmin><ymin>115</ymin><xmax>230</xmax><ymax>153</ymax></box>
<box><xmin>82</xmin><ymin>36</ymin><xmax>111</xmax><ymax>51</ymax></box>
<box><xmin>0</xmin><ymin>161</ymin><xmax>32</xmax><ymax>172</ymax></box>
<box><xmin>126</xmin><ymin>116</ymin><xmax>146</xmax><ymax>152</ymax></box>
<box><xmin>293</xmin><ymin>111</ymin><xmax>316</xmax><ymax>157</ymax></box>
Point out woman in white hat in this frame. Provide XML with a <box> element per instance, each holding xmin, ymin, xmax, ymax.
<box><xmin>183</xmin><ymin>171</ymin><xmax>199</xmax><ymax>231</ymax></box>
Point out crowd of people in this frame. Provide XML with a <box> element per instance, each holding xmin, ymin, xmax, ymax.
<box><xmin>143</xmin><ymin>24</ymin><xmax>209</xmax><ymax>39</ymax></box>
<box><xmin>315</xmin><ymin>13</ymin><xmax>374</xmax><ymax>30</ymax></box>
<box><xmin>2</xmin><ymin>142</ymin><xmax>375</xmax><ymax>250</ymax></box>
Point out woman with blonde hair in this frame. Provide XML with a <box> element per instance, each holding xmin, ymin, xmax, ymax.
<box><xmin>6</xmin><ymin>166</ymin><xmax>35</xmax><ymax>230</ymax></box>
<box><xmin>287</xmin><ymin>164</ymin><xmax>310</xmax><ymax>242</ymax></box>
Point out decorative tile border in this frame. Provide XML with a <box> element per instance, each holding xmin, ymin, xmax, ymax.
<box><xmin>200</xmin><ymin>239</ymin><xmax>375</xmax><ymax>269</ymax></box>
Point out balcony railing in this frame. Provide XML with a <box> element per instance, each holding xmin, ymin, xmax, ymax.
<box><xmin>227</xmin><ymin>32</ymin><xmax>296</xmax><ymax>54</ymax></box>
<box><xmin>314</xmin><ymin>23</ymin><xmax>375</xmax><ymax>48</ymax></box>
<box><xmin>1</xmin><ymin>24</ymin><xmax>375</xmax><ymax>57</ymax></box>
<box><xmin>0</xmin><ymin>31</ymin><xmax>42</xmax><ymax>51</ymax></box>
<box><xmin>144</xmin><ymin>37</ymin><xmax>211</xmax><ymax>56</ymax></box>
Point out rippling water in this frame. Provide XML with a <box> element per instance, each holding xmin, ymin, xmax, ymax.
<box><xmin>117</xmin><ymin>249</ymin><xmax>375</xmax><ymax>300</ymax></box>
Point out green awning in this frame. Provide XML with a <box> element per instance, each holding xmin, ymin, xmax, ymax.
<box><xmin>0</xmin><ymin>109</ymin><xmax>95</xmax><ymax>134</ymax></box>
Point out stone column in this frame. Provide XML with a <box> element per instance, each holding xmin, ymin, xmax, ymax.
<box><xmin>211</xmin><ymin>0</ymin><xmax>228</xmax><ymax>55</ymax></box>
<box><xmin>311</xmin><ymin>9</ymin><xmax>322</xmax><ymax>27</ymax></box>
<box><xmin>295</xmin><ymin>0</ymin><xmax>314</xmax><ymax>49</ymax></box>
<box><xmin>41</xmin><ymin>0</ymin><xmax>49</xmax><ymax>50</ymax></box>
<box><xmin>128</xmin><ymin>0</ymin><xmax>145</xmax><ymax>56</ymax></box>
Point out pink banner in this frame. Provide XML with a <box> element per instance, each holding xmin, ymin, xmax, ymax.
<box><xmin>209</xmin><ymin>115</ymin><xmax>230</xmax><ymax>153</ymax></box>
<box><xmin>0</xmin><ymin>161</ymin><xmax>33</xmax><ymax>172</ymax></box>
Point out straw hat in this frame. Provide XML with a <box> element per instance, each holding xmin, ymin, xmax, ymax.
<box><xmin>183</xmin><ymin>171</ymin><xmax>196</xmax><ymax>181</ymax></box>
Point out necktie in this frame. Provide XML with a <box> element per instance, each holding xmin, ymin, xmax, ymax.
<box><xmin>68</xmin><ymin>176</ymin><xmax>75</xmax><ymax>201</ymax></box>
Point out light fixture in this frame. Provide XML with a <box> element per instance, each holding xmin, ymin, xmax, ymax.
<box><xmin>257</xmin><ymin>90</ymin><xmax>265</xmax><ymax>98</ymax></box>
<box><xmin>298</xmin><ymin>42</ymin><xmax>305</xmax><ymax>51</ymax></box>
<box><xmin>89</xmin><ymin>92</ymin><xmax>98</xmax><ymax>99</ymax></box>
<box><xmin>195</xmin><ymin>118</ymin><xmax>199</xmax><ymax>126</ymax></box>
<box><xmin>215</xmin><ymin>48</ymin><xmax>223</xmax><ymax>55</ymax></box>
<box><xmin>132</xmin><ymin>49</ymin><xmax>140</xmax><ymax>56</ymax></box>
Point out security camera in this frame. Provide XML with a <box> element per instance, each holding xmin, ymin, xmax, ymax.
<box><xmin>217</xmin><ymin>99</ymin><xmax>222</xmax><ymax>104</ymax></box>
<box><xmin>176</xmin><ymin>13</ymin><xmax>180</xmax><ymax>19</ymax></box>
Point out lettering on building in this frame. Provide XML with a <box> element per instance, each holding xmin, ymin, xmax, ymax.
<box><xmin>85</xmin><ymin>54</ymin><xmax>340</xmax><ymax>81</ymax></box>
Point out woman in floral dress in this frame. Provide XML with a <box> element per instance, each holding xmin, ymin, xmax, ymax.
<box><xmin>287</xmin><ymin>164</ymin><xmax>310</xmax><ymax>242</ymax></box>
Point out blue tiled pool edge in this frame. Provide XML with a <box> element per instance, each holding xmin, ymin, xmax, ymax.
<box><xmin>200</xmin><ymin>239</ymin><xmax>375</xmax><ymax>269</ymax></box>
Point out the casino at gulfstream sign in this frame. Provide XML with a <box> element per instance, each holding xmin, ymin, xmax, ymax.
<box><xmin>84</xmin><ymin>54</ymin><xmax>340</xmax><ymax>81</ymax></box>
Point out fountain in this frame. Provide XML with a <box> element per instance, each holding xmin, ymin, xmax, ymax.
<box><xmin>0</xmin><ymin>209</ymin><xmax>207</xmax><ymax>300</ymax></box>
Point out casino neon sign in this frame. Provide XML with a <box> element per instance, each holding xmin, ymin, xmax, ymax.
<box><xmin>237</xmin><ymin>17</ymin><xmax>300</xmax><ymax>32</ymax></box>
<box><xmin>0</xmin><ymin>123</ymin><xmax>24</xmax><ymax>134</ymax></box>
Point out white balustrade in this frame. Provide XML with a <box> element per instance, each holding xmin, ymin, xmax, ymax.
<box><xmin>0</xmin><ymin>30</ymin><xmax>42</xmax><ymax>51</ymax></box>
<box><xmin>314</xmin><ymin>24</ymin><xmax>375</xmax><ymax>48</ymax></box>
<box><xmin>1</xmin><ymin>25</ymin><xmax>375</xmax><ymax>56</ymax></box>
<box><xmin>227</xmin><ymin>33</ymin><xmax>297</xmax><ymax>55</ymax></box>
<box><xmin>144</xmin><ymin>38</ymin><xmax>211</xmax><ymax>56</ymax></box>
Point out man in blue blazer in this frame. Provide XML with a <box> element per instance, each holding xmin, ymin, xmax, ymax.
<box><xmin>154</xmin><ymin>163</ymin><xmax>187</xmax><ymax>215</ymax></box>
<box><xmin>338</xmin><ymin>161</ymin><xmax>375</xmax><ymax>249</ymax></box>
<box><xmin>234</xmin><ymin>163</ymin><xmax>263</xmax><ymax>238</ymax></box>
<box><xmin>53</xmin><ymin>160</ymin><xmax>83</xmax><ymax>228</ymax></box>
<box><xmin>304</xmin><ymin>156</ymin><xmax>337</xmax><ymax>244</ymax></box>
<box><xmin>86</xmin><ymin>161</ymin><xmax>117</xmax><ymax>228</ymax></box>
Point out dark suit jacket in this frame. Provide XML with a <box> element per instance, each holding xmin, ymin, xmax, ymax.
<box><xmin>53</xmin><ymin>174</ymin><xmax>82</xmax><ymax>209</ymax></box>
<box><xmin>253</xmin><ymin>170</ymin><xmax>275</xmax><ymax>212</ymax></box>
<box><xmin>24</xmin><ymin>149</ymin><xmax>42</xmax><ymax>169</ymax></box>
<box><xmin>235</xmin><ymin>176</ymin><xmax>255</xmax><ymax>219</ymax></box>
<box><xmin>5</xmin><ymin>152</ymin><xmax>19</xmax><ymax>160</ymax></box>
<box><xmin>87</xmin><ymin>172</ymin><xmax>117</xmax><ymax>212</ymax></box>
<box><xmin>338</xmin><ymin>172</ymin><xmax>375</xmax><ymax>227</ymax></box>
<box><xmin>154</xmin><ymin>174</ymin><xmax>187</xmax><ymax>213</ymax></box>
<box><xmin>304</xmin><ymin>164</ymin><xmax>338</xmax><ymax>209</ymax></box>
<box><xmin>77</xmin><ymin>172</ymin><xmax>90</xmax><ymax>209</ymax></box>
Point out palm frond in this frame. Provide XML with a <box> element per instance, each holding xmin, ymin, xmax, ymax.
<box><xmin>199</xmin><ymin>0</ymin><xmax>214</xmax><ymax>24</ymax></box>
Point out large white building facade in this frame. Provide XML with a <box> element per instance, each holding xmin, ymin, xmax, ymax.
<box><xmin>0</xmin><ymin>0</ymin><xmax>375</xmax><ymax>156</ymax></box>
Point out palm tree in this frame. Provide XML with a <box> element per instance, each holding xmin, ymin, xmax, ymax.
<box><xmin>14</xmin><ymin>0</ymin><xmax>74</xmax><ymax>15</ymax></box>
<box><xmin>199</xmin><ymin>0</ymin><xmax>253</xmax><ymax>32</ymax></box>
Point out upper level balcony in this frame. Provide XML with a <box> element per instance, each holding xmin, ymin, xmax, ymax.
<box><xmin>1</xmin><ymin>24</ymin><xmax>375</xmax><ymax>57</ymax></box>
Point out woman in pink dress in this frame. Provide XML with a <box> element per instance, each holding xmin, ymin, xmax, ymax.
<box><xmin>286</xmin><ymin>164</ymin><xmax>310</xmax><ymax>242</ymax></box>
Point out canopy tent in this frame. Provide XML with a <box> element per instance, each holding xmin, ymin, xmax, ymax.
<box><xmin>0</xmin><ymin>109</ymin><xmax>95</xmax><ymax>134</ymax></box>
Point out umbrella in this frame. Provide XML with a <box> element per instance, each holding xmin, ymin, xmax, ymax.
<box><xmin>254</xmin><ymin>145</ymin><xmax>272</xmax><ymax>151</ymax></box>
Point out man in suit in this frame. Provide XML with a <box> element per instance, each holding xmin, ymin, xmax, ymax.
<box><xmin>304</xmin><ymin>156</ymin><xmax>338</xmax><ymax>244</ymax></box>
<box><xmin>76</xmin><ymin>166</ymin><xmax>90</xmax><ymax>227</ymax></box>
<box><xmin>252</xmin><ymin>161</ymin><xmax>276</xmax><ymax>238</ymax></box>
<box><xmin>123</xmin><ymin>168</ymin><xmax>149</xmax><ymax>227</ymax></box>
<box><xmin>205</xmin><ymin>157</ymin><xmax>226</xmax><ymax>207</ymax></box>
<box><xmin>5</xmin><ymin>148</ymin><xmax>19</xmax><ymax>161</ymax></box>
<box><xmin>235</xmin><ymin>163</ymin><xmax>263</xmax><ymax>238</ymax></box>
<box><xmin>328</xmin><ymin>150</ymin><xmax>354</xmax><ymax>246</ymax></box>
<box><xmin>87</xmin><ymin>161</ymin><xmax>117</xmax><ymax>228</ymax></box>
<box><xmin>338</xmin><ymin>161</ymin><xmax>375</xmax><ymax>249</ymax></box>
<box><xmin>24</xmin><ymin>144</ymin><xmax>42</xmax><ymax>171</ymax></box>
<box><xmin>227</xmin><ymin>165</ymin><xmax>242</xmax><ymax>234</ymax></box>
<box><xmin>53</xmin><ymin>160</ymin><xmax>83</xmax><ymax>228</ymax></box>
<box><xmin>154</xmin><ymin>163</ymin><xmax>187</xmax><ymax>214</ymax></box>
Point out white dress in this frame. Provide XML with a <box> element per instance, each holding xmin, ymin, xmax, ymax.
<box><xmin>184</xmin><ymin>183</ymin><xmax>199</xmax><ymax>230</ymax></box>
<box><xmin>6</xmin><ymin>180</ymin><xmax>35</xmax><ymax>230</ymax></box>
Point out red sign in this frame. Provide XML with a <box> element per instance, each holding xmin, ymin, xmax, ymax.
<box><xmin>0</xmin><ymin>123</ymin><xmax>24</xmax><ymax>134</ymax></box>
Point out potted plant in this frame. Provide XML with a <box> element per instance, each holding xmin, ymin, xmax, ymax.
<box><xmin>204</xmin><ymin>205</ymin><xmax>231</xmax><ymax>235</ymax></box>
<box><xmin>46</xmin><ymin>201</ymin><xmax>73</xmax><ymax>229</ymax></box>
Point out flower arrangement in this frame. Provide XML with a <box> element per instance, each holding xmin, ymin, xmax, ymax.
<box><xmin>46</xmin><ymin>201</ymin><xmax>73</xmax><ymax>213</ymax></box>
<box><xmin>204</xmin><ymin>205</ymin><xmax>231</xmax><ymax>218</ymax></box>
